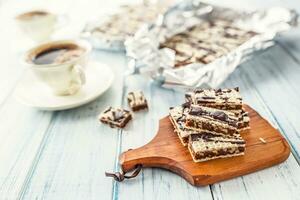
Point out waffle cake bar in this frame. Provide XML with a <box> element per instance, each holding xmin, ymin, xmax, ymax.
<box><xmin>185</xmin><ymin>88</ymin><xmax>250</xmax><ymax>131</ymax></box>
<box><xmin>168</xmin><ymin>88</ymin><xmax>249</xmax><ymax>163</ymax></box>
<box><xmin>99</xmin><ymin>107</ymin><xmax>132</xmax><ymax>128</ymax></box>
<box><xmin>188</xmin><ymin>133</ymin><xmax>245</xmax><ymax>162</ymax></box>
<box><xmin>169</xmin><ymin>105</ymin><xmax>246</xmax><ymax>162</ymax></box>
<box><xmin>169</xmin><ymin>105</ymin><xmax>197</xmax><ymax>146</ymax></box>
<box><xmin>160</xmin><ymin>20</ymin><xmax>256</xmax><ymax>67</ymax></box>
<box><xmin>185</xmin><ymin>88</ymin><xmax>242</xmax><ymax>110</ymax></box>
<box><xmin>127</xmin><ymin>91</ymin><xmax>148</xmax><ymax>111</ymax></box>
<box><xmin>169</xmin><ymin>104</ymin><xmax>246</xmax><ymax>146</ymax></box>
<box><xmin>185</xmin><ymin>105</ymin><xmax>239</xmax><ymax>136</ymax></box>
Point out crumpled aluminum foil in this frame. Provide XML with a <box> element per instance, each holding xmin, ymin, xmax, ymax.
<box><xmin>81</xmin><ymin>3</ymin><xmax>169</xmax><ymax>51</ymax></box>
<box><xmin>125</xmin><ymin>0</ymin><xmax>298</xmax><ymax>89</ymax></box>
<box><xmin>81</xmin><ymin>16</ymin><xmax>125</xmax><ymax>51</ymax></box>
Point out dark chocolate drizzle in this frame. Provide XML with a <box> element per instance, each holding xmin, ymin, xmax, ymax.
<box><xmin>213</xmin><ymin>111</ymin><xmax>229</xmax><ymax>121</ymax></box>
<box><xmin>181</xmin><ymin>102</ymin><xmax>191</xmax><ymax>109</ymax></box>
<box><xmin>185</xmin><ymin>93</ymin><xmax>192</xmax><ymax>103</ymax></box>
<box><xmin>103</xmin><ymin>107</ymin><xmax>112</xmax><ymax>113</ymax></box>
<box><xmin>188</xmin><ymin>106</ymin><xmax>238</xmax><ymax>126</ymax></box>
<box><xmin>190</xmin><ymin>133</ymin><xmax>245</xmax><ymax>145</ymax></box>
<box><xmin>202</xmin><ymin>96</ymin><xmax>215</xmax><ymax>99</ymax></box>
<box><xmin>194</xmin><ymin>89</ymin><xmax>203</xmax><ymax>93</ymax></box>
<box><xmin>191</xmin><ymin>88</ymin><xmax>242</xmax><ymax>105</ymax></box>
<box><xmin>216</xmin><ymin>89</ymin><xmax>222</xmax><ymax>93</ymax></box>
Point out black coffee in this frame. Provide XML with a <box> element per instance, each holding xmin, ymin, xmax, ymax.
<box><xmin>33</xmin><ymin>44</ymin><xmax>84</xmax><ymax>65</ymax></box>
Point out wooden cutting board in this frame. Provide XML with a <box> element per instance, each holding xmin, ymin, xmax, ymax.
<box><xmin>119</xmin><ymin>105</ymin><xmax>290</xmax><ymax>186</ymax></box>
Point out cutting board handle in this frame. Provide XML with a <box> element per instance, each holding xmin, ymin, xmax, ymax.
<box><xmin>118</xmin><ymin>117</ymin><xmax>194</xmax><ymax>185</ymax></box>
<box><xmin>105</xmin><ymin>117</ymin><xmax>182</xmax><ymax>182</ymax></box>
<box><xmin>120</xmin><ymin>147</ymin><xmax>180</xmax><ymax>172</ymax></box>
<box><xmin>105</xmin><ymin>164</ymin><xmax>143</xmax><ymax>182</ymax></box>
<box><xmin>119</xmin><ymin>117</ymin><xmax>181</xmax><ymax>172</ymax></box>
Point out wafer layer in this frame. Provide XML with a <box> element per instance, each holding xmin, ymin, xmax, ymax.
<box><xmin>185</xmin><ymin>88</ymin><xmax>242</xmax><ymax>110</ymax></box>
<box><xmin>188</xmin><ymin>133</ymin><xmax>245</xmax><ymax>162</ymax></box>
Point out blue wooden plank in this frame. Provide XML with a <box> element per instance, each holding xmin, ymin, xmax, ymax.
<box><xmin>0</xmin><ymin>2</ymin><xmax>55</xmax><ymax>198</ymax></box>
<box><xmin>0</xmin><ymin>98</ymin><xmax>53</xmax><ymax>199</ymax></box>
<box><xmin>240</xmin><ymin>45</ymin><xmax>300</xmax><ymax>161</ymax></box>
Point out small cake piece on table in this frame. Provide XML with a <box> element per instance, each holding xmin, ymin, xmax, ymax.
<box><xmin>185</xmin><ymin>88</ymin><xmax>242</xmax><ymax>110</ymax></box>
<box><xmin>99</xmin><ymin>107</ymin><xmax>132</xmax><ymax>128</ymax></box>
<box><xmin>127</xmin><ymin>91</ymin><xmax>148</xmax><ymax>111</ymax></box>
<box><xmin>185</xmin><ymin>105</ymin><xmax>239</xmax><ymax>136</ymax></box>
<box><xmin>188</xmin><ymin>133</ymin><xmax>245</xmax><ymax>162</ymax></box>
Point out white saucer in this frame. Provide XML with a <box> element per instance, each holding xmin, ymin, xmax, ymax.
<box><xmin>14</xmin><ymin>61</ymin><xmax>114</xmax><ymax>111</ymax></box>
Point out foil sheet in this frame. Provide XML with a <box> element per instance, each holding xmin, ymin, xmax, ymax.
<box><xmin>125</xmin><ymin>0</ymin><xmax>298</xmax><ymax>89</ymax></box>
<box><xmin>81</xmin><ymin>3</ymin><xmax>169</xmax><ymax>51</ymax></box>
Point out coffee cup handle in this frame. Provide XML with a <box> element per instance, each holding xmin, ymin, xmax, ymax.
<box><xmin>55</xmin><ymin>14</ymin><xmax>69</xmax><ymax>30</ymax></box>
<box><xmin>72</xmin><ymin>64</ymin><xmax>86</xmax><ymax>85</ymax></box>
<box><xmin>64</xmin><ymin>65</ymin><xmax>85</xmax><ymax>95</ymax></box>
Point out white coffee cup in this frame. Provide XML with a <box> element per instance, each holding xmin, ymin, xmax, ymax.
<box><xmin>15</xmin><ymin>10</ymin><xmax>68</xmax><ymax>43</ymax></box>
<box><xmin>22</xmin><ymin>40</ymin><xmax>92</xmax><ymax>96</ymax></box>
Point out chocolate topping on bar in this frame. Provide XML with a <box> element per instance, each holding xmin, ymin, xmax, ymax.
<box><xmin>202</xmin><ymin>96</ymin><xmax>215</xmax><ymax>99</ymax></box>
<box><xmin>181</xmin><ymin>102</ymin><xmax>190</xmax><ymax>108</ymax></box>
<box><xmin>189</xmin><ymin>106</ymin><xmax>238</xmax><ymax>127</ymax></box>
<box><xmin>213</xmin><ymin>111</ymin><xmax>228</xmax><ymax>121</ymax></box>
<box><xmin>188</xmin><ymin>132</ymin><xmax>245</xmax><ymax>162</ymax></box>
<box><xmin>185</xmin><ymin>88</ymin><xmax>243</xmax><ymax>110</ymax></box>
<box><xmin>216</xmin><ymin>89</ymin><xmax>222</xmax><ymax>93</ymax></box>
<box><xmin>181</xmin><ymin>102</ymin><xmax>191</xmax><ymax>112</ymax></box>
<box><xmin>103</xmin><ymin>107</ymin><xmax>127</xmax><ymax>121</ymax></box>
<box><xmin>190</xmin><ymin>134</ymin><xmax>245</xmax><ymax>145</ymax></box>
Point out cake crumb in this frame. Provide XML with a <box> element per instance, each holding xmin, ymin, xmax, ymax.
<box><xmin>259</xmin><ymin>137</ymin><xmax>267</xmax><ymax>144</ymax></box>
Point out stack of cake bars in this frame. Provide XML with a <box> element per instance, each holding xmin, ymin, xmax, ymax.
<box><xmin>169</xmin><ymin>88</ymin><xmax>250</xmax><ymax>162</ymax></box>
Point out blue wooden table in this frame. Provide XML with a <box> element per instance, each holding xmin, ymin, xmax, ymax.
<box><xmin>0</xmin><ymin>0</ymin><xmax>299</xmax><ymax>199</ymax></box>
